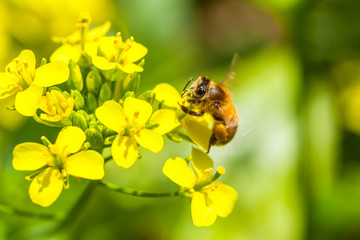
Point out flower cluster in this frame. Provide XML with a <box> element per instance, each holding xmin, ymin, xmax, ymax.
<box><xmin>1</xmin><ymin>13</ymin><xmax>237</xmax><ymax>227</ymax></box>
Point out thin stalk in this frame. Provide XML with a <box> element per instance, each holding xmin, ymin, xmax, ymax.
<box><xmin>98</xmin><ymin>179</ymin><xmax>181</xmax><ymax>198</ymax></box>
<box><xmin>0</xmin><ymin>203</ymin><xmax>62</xmax><ymax>221</ymax></box>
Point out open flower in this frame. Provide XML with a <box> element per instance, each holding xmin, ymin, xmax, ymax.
<box><xmin>50</xmin><ymin>12</ymin><xmax>111</xmax><ymax>64</ymax></box>
<box><xmin>163</xmin><ymin>147</ymin><xmax>237</xmax><ymax>227</ymax></box>
<box><xmin>92</xmin><ymin>33</ymin><xmax>147</xmax><ymax>73</ymax></box>
<box><xmin>38</xmin><ymin>89</ymin><xmax>74</xmax><ymax>122</ymax></box>
<box><xmin>95</xmin><ymin>97</ymin><xmax>179</xmax><ymax>168</ymax></box>
<box><xmin>0</xmin><ymin>50</ymin><xmax>69</xmax><ymax>116</ymax></box>
<box><xmin>12</xmin><ymin>126</ymin><xmax>104</xmax><ymax>207</ymax></box>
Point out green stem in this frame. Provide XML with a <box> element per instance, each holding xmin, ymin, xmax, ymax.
<box><xmin>98</xmin><ymin>179</ymin><xmax>180</xmax><ymax>198</ymax></box>
<box><xmin>52</xmin><ymin>181</ymin><xmax>97</xmax><ymax>233</ymax></box>
<box><xmin>0</xmin><ymin>203</ymin><xmax>62</xmax><ymax>221</ymax></box>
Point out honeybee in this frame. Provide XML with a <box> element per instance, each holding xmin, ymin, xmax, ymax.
<box><xmin>180</xmin><ymin>54</ymin><xmax>239</xmax><ymax>152</ymax></box>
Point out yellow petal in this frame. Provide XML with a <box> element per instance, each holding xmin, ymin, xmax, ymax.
<box><xmin>98</xmin><ymin>36</ymin><xmax>116</xmax><ymax>59</ymax></box>
<box><xmin>50</xmin><ymin>44</ymin><xmax>81</xmax><ymax>64</ymax></box>
<box><xmin>191</xmin><ymin>146</ymin><xmax>213</xmax><ymax>183</ymax></box>
<box><xmin>95</xmin><ymin>100</ymin><xmax>126</xmax><ymax>132</ymax></box>
<box><xmin>162</xmin><ymin>157</ymin><xmax>196</xmax><ymax>188</ymax></box>
<box><xmin>65</xmin><ymin>150</ymin><xmax>104</xmax><ymax>179</ymax></box>
<box><xmin>84</xmin><ymin>42</ymin><xmax>98</xmax><ymax>58</ymax></box>
<box><xmin>124</xmin><ymin>41</ymin><xmax>148</xmax><ymax>63</ymax></box>
<box><xmin>92</xmin><ymin>56</ymin><xmax>117</xmax><ymax>70</ymax></box>
<box><xmin>191</xmin><ymin>192</ymin><xmax>217</xmax><ymax>227</ymax></box>
<box><xmin>34</xmin><ymin>61</ymin><xmax>70</xmax><ymax>87</ymax></box>
<box><xmin>118</xmin><ymin>63</ymin><xmax>143</xmax><ymax>73</ymax></box>
<box><xmin>124</xmin><ymin>97</ymin><xmax>152</xmax><ymax>126</ymax></box>
<box><xmin>135</xmin><ymin>129</ymin><xmax>164</xmax><ymax>153</ymax></box>
<box><xmin>87</xmin><ymin>21</ymin><xmax>111</xmax><ymax>42</ymax></box>
<box><xmin>149</xmin><ymin>109</ymin><xmax>180</xmax><ymax>135</ymax></box>
<box><xmin>205</xmin><ymin>182</ymin><xmax>238</xmax><ymax>218</ymax></box>
<box><xmin>29</xmin><ymin>167</ymin><xmax>63</xmax><ymax>207</ymax></box>
<box><xmin>7</xmin><ymin>50</ymin><xmax>36</xmax><ymax>71</ymax></box>
<box><xmin>12</xmin><ymin>143</ymin><xmax>51</xmax><ymax>171</ymax></box>
<box><xmin>111</xmin><ymin>135</ymin><xmax>138</xmax><ymax>168</ymax></box>
<box><xmin>0</xmin><ymin>72</ymin><xmax>21</xmax><ymax>99</ymax></box>
<box><xmin>152</xmin><ymin>83</ymin><xmax>181</xmax><ymax>108</ymax></box>
<box><xmin>184</xmin><ymin>116</ymin><xmax>213</xmax><ymax>152</ymax></box>
<box><xmin>55</xmin><ymin>126</ymin><xmax>86</xmax><ymax>155</ymax></box>
<box><xmin>15</xmin><ymin>84</ymin><xmax>43</xmax><ymax>116</ymax></box>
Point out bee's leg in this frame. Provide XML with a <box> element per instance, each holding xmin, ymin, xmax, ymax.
<box><xmin>187</xmin><ymin>99</ymin><xmax>200</xmax><ymax>104</ymax></box>
<box><xmin>207</xmin><ymin>134</ymin><xmax>217</xmax><ymax>153</ymax></box>
<box><xmin>180</xmin><ymin>105</ymin><xmax>204</xmax><ymax>116</ymax></box>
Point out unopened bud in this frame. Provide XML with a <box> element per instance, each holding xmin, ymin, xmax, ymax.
<box><xmin>72</xmin><ymin>111</ymin><xmax>88</xmax><ymax>131</ymax></box>
<box><xmin>99</xmin><ymin>82</ymin><xmax>112</xmax><ymax>103</ymax></box>
<box><xmin>86</xmin><ymin>92</ymin><xmax>98</xmax><ymax>113</ymax></box>
<box><xmin>138</xmin><ymin>90</ymin><xmax>155</xmax><ymax>105</ymax></box>
<box><xmin>70</xmin><ymin>90</ymin><xmax>85</xmax><ymax>110</ymax></box>
<box><xmin>122</xmin><ymin>73</ymin><xmax>140</xmax><ymax>93</ymax></box>
<box><xmin>122</xmin><ymin>91</ymin><xmax>135</xmax><ymax>101</ymax></box>
<box><xmin>67</xmin><ymin>60</ymin><xmax>83</xmax><ymax>91</ymax></box>
<box><xmin>85</xmin><ymin>127</ymin><xmax>104</xmax><ymax>151</ymax></box>
<box><xmin>86</xmin><ymin>68</ymin><xmax>102</xmax><ymax>96</ymax></box>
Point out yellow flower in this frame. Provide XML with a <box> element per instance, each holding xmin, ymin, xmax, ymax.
<box><xmin>92</xmin><ymin>33</ymin><xmax>147</xmax><ymax>73</ymax></box>
<box><xmin>152</xmin><ymin>83</ymin><xmax>181</xmax><ymax>108</ymax></box>
<box><xmin>38</xmin><ymin>90</ymin><xmax>74</xmax><ymax>122</ymax></box>
<box><xmin>12</xmin><ymin>126</ymin><xmax>104</xmax><ymax>207</ymax></box>
<box><xmin>95</xmin><ymin>97</ymin><xmax>179</xmax><ymax>168</ymax></box>
<box><xmin>0</xmin><ymin>50</ymin><xmax>69</xmax><ymax>116</ymax></box>
<box><xmin>183</xmin><ymin>114</ymin><xmax>214</xmax><ymax>151</ymax></box>
<box><xmin>163</xmin><ymin>147</ymin><xmax>237</xmax><ymax>227</ymax></box>
<box><xmin>50</xmin><ymin>12</ymin><xmax>111</xmax><ymax>64</ymax></box>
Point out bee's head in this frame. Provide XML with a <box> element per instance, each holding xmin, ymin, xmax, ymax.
<box><xmin>193</xmin><ymin>76</ymin><xmax>210</xmax><ymax>98</ymax></box>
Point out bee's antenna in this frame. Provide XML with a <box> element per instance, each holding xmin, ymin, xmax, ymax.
<box><xmin>182</xmin><ymin>77</ymin><xmax>193</xmax><ymax>96</ymax></box>
<box><xmin>222</xmin><ymin>53</ymin><xmax>238</xmax><ymax>84</ymax></box>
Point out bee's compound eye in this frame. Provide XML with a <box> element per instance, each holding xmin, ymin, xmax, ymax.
<box><xmin>195</xmin><ymin>84</ymin><xmax>207</xmax><ymax>97</ymax></box>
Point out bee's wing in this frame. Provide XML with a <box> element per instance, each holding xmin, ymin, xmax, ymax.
<box><xmin>221</xmin><ymin>53</ymin><xmax>238</xmax><ymax>85</ymax></box>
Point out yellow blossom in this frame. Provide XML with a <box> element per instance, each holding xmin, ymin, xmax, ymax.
<box><xmin>95</xmin><ymin>97</ymin><xmax>179</xmax><ymax>168</ymax></box>
<box><xmin>50</xmin><ymin>12</ymin><xmax>111</xmax><ymax>64</ymax></box>
<box><xmin>12</xmin><ymin>126</ymin><xmax>104</xmax><ymax>207</ymax></box>
<box><xmin>38</xmin><ymin>90</ymin><xmax>74</xmax><ymax>122</ymax></box>
<box><xmin>0</xmin><ymin>50</ymin><xmax>69</xmax><ymax>116</ymax></box>
<box><xmin>152</xmin><ymin>83</ymin><xmax>181</xmax><ymax>108</ymax></box>
<box><xmin>163</xmin><ymin>147</ymin><xmax>237</xmax><ymax>227</ymax></box>
<box><xmin>92</xmin><ymin>33</ymin><xmax>147</xmax><ymax>73</ymax></box>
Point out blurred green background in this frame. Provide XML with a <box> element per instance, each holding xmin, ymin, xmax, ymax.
<box><xmin>1</xmin><ymin>0</ymin><xmax>360</xmax><ymax>239</ymax></box>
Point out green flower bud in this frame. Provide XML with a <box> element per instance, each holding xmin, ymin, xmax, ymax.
<box><xmin>86</xmin><ymin>68</ymin><xmax>102</xmax><ymax>96</ymax></box>
<box><xmin>85</xmin><ymin>127</ymin><xmax>104</xmax><ymax>151</ymax></box>
<box><xmin>40</xmin><ymin>58</ymin><xmax>47</xmax><ymax>66</ymax></box>
<box><xmin>122</xmin><ymin>73</ymin><xmax>140</xmax><ymax>94</ymax></box>
<box><xmin>99</xmin><ymin>82</ymin><xmax>112</xmax><ymax>103</ymax></box>
<box><xmin>77</xmin><ymin>110</ymin><xmax>90</xmax><ymax>122</ymax></box>
<box><xmin>138</xmin><ymin>90</ymin><xmax>156</xmax><ymax>105</ymax></box>
<box><xmin>67</xmin><ymin>60</ymin><xmax>83</xmax><ymax>91</ymax></box>
<box><xmin>122</xmin><ymin>91</ymin><xmax>135</xmax><ymax>101</ymax></box>
<box><xmin>72</xmin><ymin>111</ymin><xmax>88</xmax><ymax>131</ymax></box>
<box><xmin>102</xmin><ymin>126</ymin><xmax>117</xmax><ymax>139</ymax></box>
<box><xmin>86</xmin><ymin>92</ymin><xmax>98</xmax><ymax>113</ymax></box>
<box><xmin>70</xmin><ymin>90</ymin><xmax>85</xmax><ymax>110</ymax></box>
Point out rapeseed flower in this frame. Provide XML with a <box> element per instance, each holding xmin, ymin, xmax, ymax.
<box><xmin>51</xmin><ymin>12</ymin><xmax>111</xmax><ymax>64</ymax></box>
<box><xmin>0</xmin><ymin>50</ymin><xmax>69</xmax><ymax>116</ymax></box>
<box><xmin>163</xmin><ymin>147</ymin><xmax>237</xmax><ymax>227</ymax></box>
<box><xmin>95</xmin><ymin>97</ymin><xmax>179</xmax><ymax>168</ymax></box>
<box><xmin>92</xmin><ymin>32</ymin><xmax>147</xmax><ymax>73</ymax></box>
<box><xmin>12</xmin><ymin>126</ymin><xmax>104</xmax><ymax>207</ymax></box>
<box><xmin>38</xmin><ymin>89</ymin><xmax>74</xmax><ymax>122</ymax></box>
